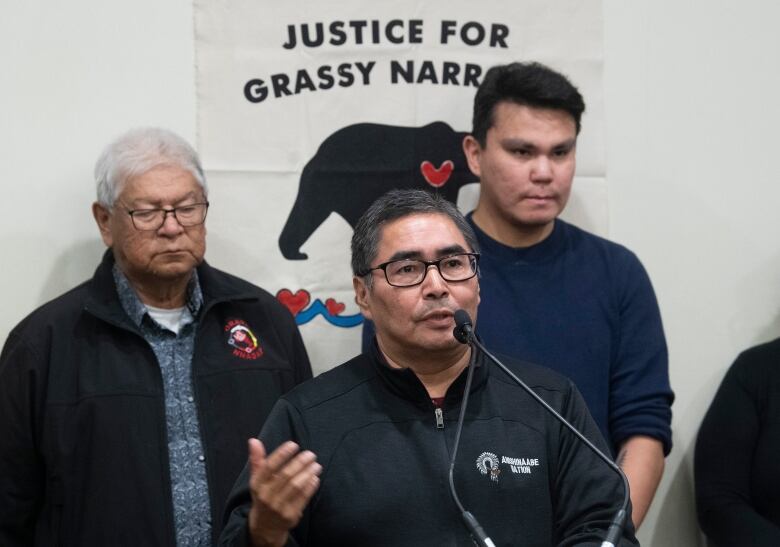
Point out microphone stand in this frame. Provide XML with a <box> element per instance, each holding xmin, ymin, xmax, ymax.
<box><xmin>447</xmin><ymin>349</ymin><xmax>497</xmax><ymax>547</ymax></box>
<box><xmin>451</xmin><ymin>310</ymin><xmax>630</xmax><ymax>547</ymax></box>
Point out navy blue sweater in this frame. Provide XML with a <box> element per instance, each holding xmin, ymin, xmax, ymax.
<box><xmin>469</xmin><ymin>216</ymin><xmax>673</xmax><ymax>454</ymax></box>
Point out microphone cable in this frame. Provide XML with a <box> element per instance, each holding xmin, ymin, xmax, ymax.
<box><xmin>447</xmin><ymin>348</ymin><xmax>497</xmax><ymax>547</ymax></box>
<box><xmin>451</xmin><ymin>309</ymin><xmax>630</xmax><ymax>547</ymax></box>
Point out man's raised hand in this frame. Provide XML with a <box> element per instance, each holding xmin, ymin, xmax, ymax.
<box><xmin>246</xmin><ymin>439</ymin><xmax>322</xmax><ymax>547</ymax></box>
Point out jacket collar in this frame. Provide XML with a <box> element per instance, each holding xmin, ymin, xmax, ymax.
<box><xmin>367</xmin><ymin>337</ymin><xmax>489</xmax><ymax>409</ymax></box>
<box><xmin>112</xmin><ymin>263</ymin><xmax>204</xmax><ymax>328</ymax></box>
<box><xmin>83</xmin><ymin>249</ymin><xmax>262</xmax><ymax>329</ymax></box>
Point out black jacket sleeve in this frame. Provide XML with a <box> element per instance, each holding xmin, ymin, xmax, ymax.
<box><xmin>268</xmin><ymin>292</ymin><xmax>313</xmax><ymax>386</ymax></box>
<box><xmin>695</xmin><ymin>351</ymin><xmax>780</xmax><ymax>546</ymax></box>
<box><xmin>552</xmin><ymin>381</ymin><xmax>638</xmax><ymax>547</ymax></box>
<box><xmin>288</xmin><ymin>322</ymin><xmax>313</xmax><ymax>386</ymax></box>
<box><xmin>0</xmin><ymin>332</ymin><xmax>46</xmax><ymax>547</ymax></box>
<box><xmin>220</xmin><ymin>399</ymin><xmax>309</xmax><ymax>547</ymax></box>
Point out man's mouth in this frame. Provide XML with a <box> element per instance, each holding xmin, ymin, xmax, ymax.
<box><xmin>419</xmin><ymin>309</ymin><xmax>455</xmax><ymax>323</ymax></box>
<box><xmin>157</xmin><ymin>249</ymin><xmax>188</xmax><ymax>257</ymax></box>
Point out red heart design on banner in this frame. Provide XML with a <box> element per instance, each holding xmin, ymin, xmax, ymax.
<box><xmin>325</xmin><ymin>298</ymin><xmax>345</xmax><ymax>316</ymax></box>
<box><xmin>420</xmin><ymin>160</ymin><xmax>454</xmax><ymax>187</ymax></box>
<box><xmin>276</xmin><ymin>289</ymin><xmax>311</xmax><ymax>317</ymax></box>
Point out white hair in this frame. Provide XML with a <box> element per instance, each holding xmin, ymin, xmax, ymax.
<box><xmin>94</xmin><ymin>127</ymin><xmax>207</xmax><ymax>207</ymax></box>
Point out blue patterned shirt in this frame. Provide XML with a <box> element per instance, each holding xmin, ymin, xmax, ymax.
<box><xmin>113</xmin><ymin>265</ymin><xmax>211</xmax><ymax>546</ymax></box>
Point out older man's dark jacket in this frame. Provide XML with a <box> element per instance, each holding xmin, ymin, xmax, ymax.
<box><xmin>0</xmin><ymin>251</ymin><xmax>312</xmax><ymax>546</ymax></box>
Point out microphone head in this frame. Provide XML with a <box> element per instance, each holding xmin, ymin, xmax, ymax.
<box><xmin>453</xmin><ymin>309</ymin><xmax>473</xmax><ymax>344</ymax></box>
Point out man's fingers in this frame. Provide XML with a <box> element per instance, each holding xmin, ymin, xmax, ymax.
<box><xmin>249</xmin><ymin>440</ymin><xmax>301</xmax><ymax>485</ymax></box>
<box><xmin>282</xmin><ymin>460</ymin><xmax>322</xmax><ymax>504</ymax></box>
<box><xmin>247</xmin><ymin>438</ymin><xmax>267</xmax><ymax>475</ymax></box>
<box><xmin>273</xmin><ymin>450</ymin><xmax>317</xmax><ymax>484</ymax></box>
<box><xmin>249</xmin><ymin>443</ymin><xmax>321</xmax><ymax>501</ymax></box>
<box><xmin>246</xmin><ymin>440</ymin><xmax>321</xmax><ymax>538</ymax></box>
<box><xmin>263</xmin><ymin>441</ymin><xmax>302</xmax><ymax>475</ymax></box>
<box><xmin>269</xmin><ymin>460</ymin><xmax>321</xmax><ymax>520</ymax></box>
<box><xmin>248</xmin><ymin>440</ymin><xmax>321</xmax><ymax>491</ymax></box>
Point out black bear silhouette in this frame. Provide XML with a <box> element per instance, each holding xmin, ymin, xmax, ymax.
<box><xmin>279</xmin><ymin>121</ymin><xmax>477</xmax><ymax>260</ymax></box>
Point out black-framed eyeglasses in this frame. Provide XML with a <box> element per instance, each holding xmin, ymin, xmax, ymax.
<box><xmin>359</xmin><ymin>252</ymin><xmax>480</xmax><ymax>287</ymax></box>
<box><xmin>125</xmin><ymin>202</ymin><xmax>210</xmax><ymax>231</ymax></box>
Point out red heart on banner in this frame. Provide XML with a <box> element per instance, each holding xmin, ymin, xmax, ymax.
<box><xmin>325</xmin><ymin>298</ymin><xmax>345</xmax><ymax>316</ymax></box>
<box><xmin>276</xmin><ymin>289</ymin><xmax>311</xmax><ymax>317</ymax></box>
<box><xmin>420</xmin><ymin>160</ymin><xmax>454</xmax><ymax>187</ymax></box>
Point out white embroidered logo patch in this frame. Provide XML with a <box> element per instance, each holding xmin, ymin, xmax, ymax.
<box><xmin>475</xmin><ymin>452</ymin><xmax>501</xmax><ymax>483</ymax></box>
<box><xmin>501</xmin><ymin>455</ymin><xmax>540</xmax><ymax>475</ymax></box>
<box><xmin>476</xmin><ymin>452</ymin><xmax>542</xmax><ymax>482</ymax></box>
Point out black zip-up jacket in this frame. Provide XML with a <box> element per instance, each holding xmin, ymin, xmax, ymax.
<box><xmin>220</xmin><ymin>344</ymin><xmax>638</xmax><ymax>546</ymax></box>
<box><xmin>0</xmin><ymin>251</ymin><xmax>312</xmax><ymax>546</ymax></box>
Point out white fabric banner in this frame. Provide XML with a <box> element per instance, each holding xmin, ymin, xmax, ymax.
<box><xmin>195</xmin><ymin>0</ymin><xmax>605</xmax><ymax>373</ymax></box>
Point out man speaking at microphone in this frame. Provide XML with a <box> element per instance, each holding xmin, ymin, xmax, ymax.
<box><xmin>220</xmin><ymin>189</ymin><xmax>637</xmax><ymax>547</ymax></box>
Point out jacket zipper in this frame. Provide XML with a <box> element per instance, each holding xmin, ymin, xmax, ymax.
<box><xmin>435</xmin><ymin>407</ymin><xmax>444</xmax><ymax>429</ymax></box>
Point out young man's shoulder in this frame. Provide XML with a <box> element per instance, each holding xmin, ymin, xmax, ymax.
<box><xmin>559</xmin><ymin>219</ymin><xmax>638</xmax><ymax>261</ymax></box>
<box><xmin>557</xmin><ymin>219</ymin><xmax>650</xmax><ymax>286</ymax></box>
<box><xmin>489</xmin><ymin>351</ymin><xmax>576</xmax><ymax>397</ymax></box>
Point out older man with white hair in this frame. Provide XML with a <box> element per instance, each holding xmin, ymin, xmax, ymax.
<box><xmin>0</xmin><ymin>127</ymin><xmax>312</xmax><ymax>546</ymax></box>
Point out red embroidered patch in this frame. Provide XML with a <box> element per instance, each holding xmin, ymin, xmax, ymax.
<box><xmin>224</xmin><ymin>319</ymin><xmax>263</xmax><ymax>360</ymax></box>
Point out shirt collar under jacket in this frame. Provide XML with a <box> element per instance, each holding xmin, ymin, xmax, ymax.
<box><xmin>112</xmin><ymin>262</ymin><xmax>203</xmax><ymax>329</ymax></box>
<box><xmin>367</xmin><ymin>336</ymin><xmax>488</xmax><ymax>410</ymax></box>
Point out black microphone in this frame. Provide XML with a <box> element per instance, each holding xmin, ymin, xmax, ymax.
<box><xmin>452</xmin><ymin>309</ymin><xmax>474</xmax><ymax>344</ymax></box>
<box><xmin>450</xmin><ymin>310</ymin><xmax>629</xmax><ymax>547</ymax></box>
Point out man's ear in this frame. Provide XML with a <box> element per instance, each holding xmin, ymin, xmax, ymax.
<box><xmin>92</xmin><ymin>202</ymin><xmax>114</xmax><ymax>247</ymax></box>
<box><xmin>462</xmin><ymin>135</ymin><xmax>483</xmax><ymax>178</ymax></box>
<box><xmin>353</xmin><ymin>276</ymin><xmax>373</xmax><ymax>321</ymax></box>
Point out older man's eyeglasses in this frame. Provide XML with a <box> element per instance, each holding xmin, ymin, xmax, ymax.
<box><xmin>126</xmin><ymin>202</ymin><xmax>210</xmax><ymax>231</ymax></box>
<box><xmin>359</xmin><ymin>253</ymin><xmax>479</xmax><ymax>287</ymax></box>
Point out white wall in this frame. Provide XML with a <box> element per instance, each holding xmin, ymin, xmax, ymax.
<box><xmin>605</xmin><ymin>2</ymin><xmax>780</xmax><ymax>545</ymax></box>
<box><xmin>0</xmin><ymin>0</ymin><xmax>196</xmax><ymax>319</ymax></box>
<box><xmin>3</xmin><ymin>2</ymin><xmax>779</xmax><ymax>545</ymax></box>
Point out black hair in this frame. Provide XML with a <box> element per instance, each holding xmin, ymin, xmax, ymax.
<box><xmin>471</xmin><ymin>62</ymin><xmax>585</xmax><ymax>145</ymax></box>
<box><xmin>351</xmin><ymin>189</ymin><xmax>479</xmax><ymax>285</ymax></box>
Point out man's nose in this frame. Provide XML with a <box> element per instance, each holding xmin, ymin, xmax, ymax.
<box><xmin>158</xmin><ymin>210</ymin><xmax>184</xmax><ymax>235</ymax></box>
<box><xmin>421</xmin><ymin>265</ymin><xmax>449</xmax><ymax>298</ymax></box>
<box><xmin>531</xmin><ymin>155</ymin><xmax>554</xmax><ymax>182</ymax></box>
